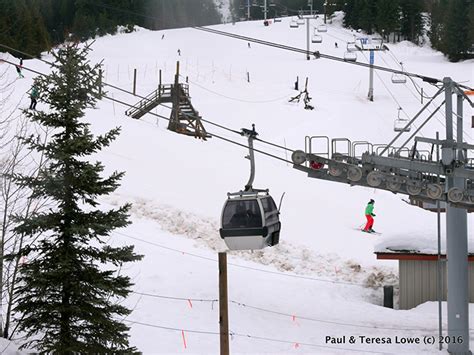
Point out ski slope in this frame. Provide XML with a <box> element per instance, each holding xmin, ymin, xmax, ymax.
<box><xmin>1</xmin><ymin>12</ymin><xmax>473</xmax><ymax>354</ymax></box>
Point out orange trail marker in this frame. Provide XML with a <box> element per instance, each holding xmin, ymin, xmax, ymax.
<box><xmin>181</xmin><ymin>330</ymin><xmax>187</xmax><ymax>349</ymax></box>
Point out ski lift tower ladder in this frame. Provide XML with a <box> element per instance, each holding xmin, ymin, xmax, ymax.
<box><xmin>125</xmin><ymin>61</ymin><xmax>210</xmax><ymax>140</ymax></box>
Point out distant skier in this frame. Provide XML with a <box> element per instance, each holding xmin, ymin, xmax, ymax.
<box><xmin>363</xmin><ymin>199</ymin><xmax>376</xmax><ymax>233</ymax></box>
<box><xmin>29</xmin><ymin>83</ymin><xmax>39</xmax><ymax>110</ymax></box>
<box><xmin>248</xmin><ymin>42</ymin><xmax>251</xmax><ymax>49</ymax></box>
<box><xmin>161</xmin><ymin>34</ymin><xmax>165</xmax><ymax>40</ymax></box>
<box><xmin>334</xmin><ymin>42</ymin><xmax>338</xmax><ymax>48</ymax></box>
<box><xmin>177</xmin><ymin>49</ymin><xmax>181</xmax><ymax>56</ymax></box>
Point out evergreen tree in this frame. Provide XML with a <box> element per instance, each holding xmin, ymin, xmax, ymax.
<box><xmin>428</xmin><ymin>0</ymin><xmax>448</xmax><ymax>51</ymax></box>
<box><xmin>399</xmin><ymin>0</ymin><xmax>424</xmax><ymax>43</ymax></box>
<box><xmin>13</xmin><ymin>44</ymin><xmax>142</xmax><ymax>353</ymax></box>
<box><xmin>375</xmin><ymin>0</ymin><xmax>400</xmax><ymax>42</ymax></box>
<box><xmin>444</xmin><ymin>0</ymin><xmax>472</xmax><ymax>61</ymax></box>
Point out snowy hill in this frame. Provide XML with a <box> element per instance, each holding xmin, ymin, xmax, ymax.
<box><xmin>1</xmin><ymin>13</ymin><xmax>473</xmax><ymax>354</ymax></box>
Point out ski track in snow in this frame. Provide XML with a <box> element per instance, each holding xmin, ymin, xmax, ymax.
<box><xmin>106</xmin><ymin>195</ymin><xmax>399</xmax><ymax>302</ymax></box>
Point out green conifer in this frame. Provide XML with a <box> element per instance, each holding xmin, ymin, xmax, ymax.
<box><xmin>13</xmin><ymin>44</ymin><xmax>142</xmax><ymax>353</ymax></box>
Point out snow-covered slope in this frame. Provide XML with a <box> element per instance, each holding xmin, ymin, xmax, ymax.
<box><xmin>1</xmin><ymin>13</ymin><xmax>473</xmax><ymax>354</ymax></box>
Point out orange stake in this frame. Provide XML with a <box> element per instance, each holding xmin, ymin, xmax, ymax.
<box><xmin>181</xmin><ymin>330</ymin><xmax>187</xmax><ymax>349</ymax></box>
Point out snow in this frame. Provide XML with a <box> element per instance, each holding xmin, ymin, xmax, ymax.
<box><xmin>1</xmin><ymin>13</ymin><xmax>474</xmax><ymax>354</ymax></box>
<box><xmin>0</xmin><ymin>338</ymin><xmax>22</xmax><ymax>354</ymax></box>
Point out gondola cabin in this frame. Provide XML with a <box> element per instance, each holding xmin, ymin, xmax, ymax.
<box><xmin>220</xmin><ymin>190</ymin><xmax>281</xmax><ymax>251</ymax></box>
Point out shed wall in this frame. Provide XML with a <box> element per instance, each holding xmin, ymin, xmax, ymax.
<box><xmin>399</xmin><ymin>260</ymin><xmax>474</xmax><ymax>309</ymax></box>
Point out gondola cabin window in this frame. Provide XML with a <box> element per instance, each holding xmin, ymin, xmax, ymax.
<box><xmin>222</xmin><ymin>200</ymin><xmax>262</xmax><ymax>229</ymax></box>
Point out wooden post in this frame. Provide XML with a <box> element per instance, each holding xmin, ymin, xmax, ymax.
<box><xmin>170</xmin><ymin>62</ymin><xmax>180</xmax><ymax>130</ymax></box>
<box><xmin>133</xmin><ymin>68</ymin><xmax>137</xmax><ymax>95</ymax></box>
<box><xmin>218</xmin><ymin>252</ymin><xmax>230</xmax><ymax>355</ymax></box>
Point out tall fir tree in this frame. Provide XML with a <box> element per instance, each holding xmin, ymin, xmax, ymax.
<box><xmin>444</xmin><ymin>0</ymin><xmax>472</xmax><ymax>62</ymax></box>
<box><xmin>428</xmin><ymin>0</ymin><xmax>448</xmax><ymax>52</ymax></box>
<box><xmin>375</xmin><ymin>0</ymin><xmax>400</xmax><ymax>42</ymax></box>
<box><xmin>399</xmin><ymin>0</ymin><xmax>424</xmax><ymax>44</ymax></box>
<box><xmin>13</xmin><ymin>44</ymin><xmax>142</xmax><ymax>353</ymax></box>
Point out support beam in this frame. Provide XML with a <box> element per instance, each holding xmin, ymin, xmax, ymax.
<box><xmin>444</xmin><ymin>77</ymin><xmax>470</xmax><ymax>355</ymax></box>
<box><xmin>306</xmin><ymin>19</ymin><xmax>310</xmax><ymax>61</ymax></box>
<box><xmin>368</xmin><ymin>50</ymin><xmax>374</xmax><ymax>101</ymax></box>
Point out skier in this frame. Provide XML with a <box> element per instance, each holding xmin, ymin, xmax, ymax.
<box><xmin>335</xmin><ymin>42</ymin><xmax>338</xmax><ymax>48</ymax></box>
<box><xmin>177</xmin><ymin>49</ymin><xmax>181</xmax><ymax>56</ymax></box>
<box><xmin>363</xmin><ymin>199</ymin><xmax>376</xmax><ymax>233</ymax></box>
<box><xmin>29</xmin><ymin>84</ymin><xmax>39</xmax><ymax>110</ymax></box>
<box><xmin>248</xmin><ymin>42</ymin><xmax>251</xmax><ymax>49</ymax></box>
<box><xmin>161</xmin><ymin>34</ymin><xmax>165</xmax><ymax>40</ymax></box>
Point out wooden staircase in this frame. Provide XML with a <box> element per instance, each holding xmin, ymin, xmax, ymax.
<box><xmin>125</xmin><ymin>85</ymin><xmax>173</xmax><ymax>119</ymax></box>
<box><xmin>125</xmin><ymin>83</ymin><xmax>210</xmax><ymax>140</ymax></box>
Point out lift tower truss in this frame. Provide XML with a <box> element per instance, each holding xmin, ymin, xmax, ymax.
<box><xmin>291</xmin><ymin>77</ymin><xmax>473</xmax><ymax>354</ymax></box>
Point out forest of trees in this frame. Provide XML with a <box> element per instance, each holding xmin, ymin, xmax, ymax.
<box><xmin>232</xmin><ymin>0</ymin><xmax>473</xmax><ymax>62</ymax></box>
<box><xmin>0</xmin><ymin>0</ymin><xmax>221</xmax><ymax>57</ymax></box>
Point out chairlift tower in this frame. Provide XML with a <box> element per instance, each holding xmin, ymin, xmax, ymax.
<box><xmin>297</xmin><ymin>11</ymin><xmax>319</xmax><ymax>61</ymax></box>
<box><xmin>290</xmin><ymin>77</ymin><xmax>474</xmax><ymax>354</ymax></box>
<box><xmin>262</xmin><ymin>0</ymin><xmax>268</xmax><ymax>21</ymax></box>
<box><xmin>355</xmin><ymin>37</ymin><xmax>387</xmax><ymax>101</ymax></box>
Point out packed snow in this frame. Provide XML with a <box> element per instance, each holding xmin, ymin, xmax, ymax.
<box><xmin>1</xmin><ymin>11</ymin><xmax>473</xmax><ymax>354</ymax></box>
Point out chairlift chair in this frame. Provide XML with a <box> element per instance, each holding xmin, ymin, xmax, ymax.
<box><xmin>219</xmin><ymin>125</ymin><xmax>281</xmax><ymax>251</ymax></box>
<box><xmin>297</xmin><ymin>18</ymin><xmax>305</xmax><ymax>25</ymax></box>
<box><xmin>346</xmin><ymin>42</ymin><xmax>357</xmax><ymax>52</ymax></box>
<box><xmin>394</xmin><ymin>107</ymin><xmax>411</xmax><ymax>132</ymax></box>
<box><xmin>391</xmin><ymin>62</ymin><xmax>407</xmax><ymax>84</ymax></box>
<box><xmin>317</xmin><ymin>24</ymin><xmax>327</xmax><ymax>32</ymax></box>
<box><xmin>343</xmin><ymin>51</ymin><xmax>357</xmax><ymax>62</ymax></box>
<box><xmin>290</xmin><ymin>20</ymin><xmax>299</xmax><ymax>28</ymax></box>
<box><xmin>312</xmin><ymin>34</ymin><xmax>322</xmax><ymax>43</ymax></box>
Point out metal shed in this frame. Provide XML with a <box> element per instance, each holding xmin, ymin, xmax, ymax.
<box><xmin>376</xmin><ymin>252</ymin><xmax>474</xmax><ymax>310</ymax></box>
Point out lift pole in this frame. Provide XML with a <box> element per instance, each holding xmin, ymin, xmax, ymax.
<box><xmin>263</xmin><ymin>0</ymin><xmax>267</xmax><ymax>21</ymax></box>
<box><xmin>291</xmin><ymin>77</ymin><xmax>473</xmax><ymax>352</ymax></box>
<box><xmin>368</xmin><ymin>49</ymin><xmax>374</xmax><ymax>101</ymax></box>
<box><xmin>218</xmin><ymin>252</ymin><xmax>230</xmax><ymax>355</ymax></box>
<box><xmin>306</xmin><ymin>18</ymin><xmax>310</xmax><ymax>61</ymax></box>
<box><xmin>444</xmin><ymin>77</ymin><xmax>469</xmax><ymax>355</ymax></box>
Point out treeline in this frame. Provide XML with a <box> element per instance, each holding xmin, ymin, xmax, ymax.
<box><xmin>0</xmin><ymin>0</ymin><xmax>221</xmax><ymax>58</ymax></box>
<box><xmin>232</xmin><ymin>0</ymin><xmax>473</xmax><ymax>62</ymax></box>
<box><xmin>429</xmin><ymin>0</ymin><xmax>473</xmax><ymax>62</ymax></box>
<box><xmin>343</xmin><ymin>0</ymin><xmax>473</xmax><ymax>62</ymax></box>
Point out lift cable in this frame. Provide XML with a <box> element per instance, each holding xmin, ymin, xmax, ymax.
<box><xmin>1</xmin><ymin>58</ymin><xmax>294</xmax><ymax>166</ymax></box>
<box><xmin>0</xmin><ymin>46</ymin><xmax>242</xmax><ymax>136</ymax></box>
<box><xmin>193</xmin><ymin>26</ymin><xmax>472</xmax><ymax>91</ymax></box>
<box><xmin>0</xmin><ymin>47</ymin><xmax>294</xmax><ymax>156</ymax></box>
<box><xmin>30</xmin><ymin>0</ymin><xmax>471</xmax><ymax>91</ymax></box>
<box><xmin>377</xmin><ymin>51</ymin><xmax>473</xmax><ymax>142</ymax></box>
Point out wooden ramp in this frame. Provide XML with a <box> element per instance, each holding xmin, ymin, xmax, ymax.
<box><xmin>125</xmin><ymin>65</ymin><xmax>210</xmax><ymax>140</ymax></box>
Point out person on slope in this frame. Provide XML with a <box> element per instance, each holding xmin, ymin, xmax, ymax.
<box><xmin>29</xmin><ymin>83</ymin><xmax>39</xmax><ymax>110</ymax></box>
<box><xmin>363</xmin><ymin>199</ymin><xmax>376</xmax><ymax>233</ymax></box>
